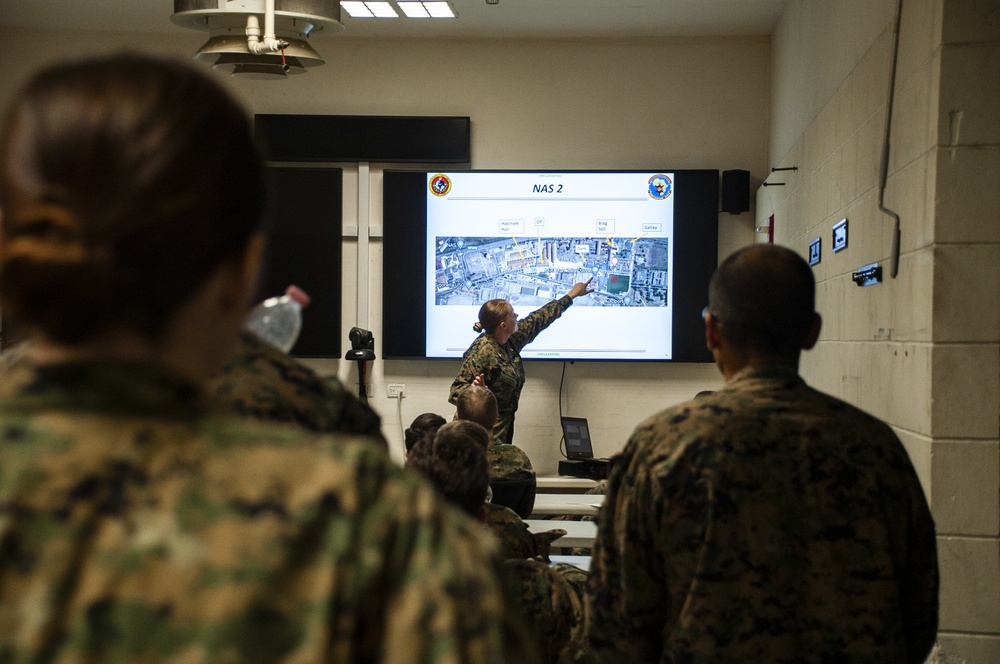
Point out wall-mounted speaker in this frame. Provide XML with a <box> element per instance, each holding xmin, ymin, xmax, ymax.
<box><xmin>721</xmin><ymin>169</ymin><xmax>750</xmax><ymax>214</ymax></box>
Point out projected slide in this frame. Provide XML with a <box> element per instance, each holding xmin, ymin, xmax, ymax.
<box><xmin>434</xmin><ymin>236</ymin><xmax>670</xmax><ymax>308</ymax></box>
<box><xmin>425</xmin><ymin>172</ymin><xmax>676</xmax><ymax>360</ymax></box>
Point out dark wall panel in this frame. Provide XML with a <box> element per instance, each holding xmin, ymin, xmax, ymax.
<box><xmin>257</xmin><ymin>166</ymin><xmax>343</xmax><ymax>357</ymax></box>
<box><xmin>255</xmin><ymin>115</ymin><xmax>471</xmax><ymax>163</ymax></box>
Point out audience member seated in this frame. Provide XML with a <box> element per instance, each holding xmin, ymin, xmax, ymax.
<box><xmin>0</xmin><ymin>332</ymin><xmax>387</xmax><ymax>448</ymax></box>
<box><xmin>403</xmin><ymin>412</ymin><xmax>447</xmax><ymax>458</ymax></box>
<box><xmin>210</xmin><ymin>331</ymin><xmax>387</xmax><ymax>445</ymax></box>
<box><xmin>482</xmin><ymin>502</ymin><xmax>565</xmax><ymax>561</ymax></box>
<box><xmin>406</xmin><ymin>421</ymin><xmax>586</xmax><ymax>663</ymax></box>
<box><xmin>456</xmin><ymin>386</ymin><xmax>536</xmax><ymax>517</ymax></box>
<box><xmin>0</xmin><ymin>53</ymin><xmax>532</xmax><ymax>663</ymax></box>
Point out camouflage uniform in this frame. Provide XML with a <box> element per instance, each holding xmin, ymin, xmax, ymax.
<box><xmin>586</xmin><ymin>364</ymin><xmax>939</xmax><ymax>663</ymax></box>
<box><xmin>450</xmin><ymin>296</ymin><xmax>573</xmax><ymax>445</ymax></box>
<box><xmin>488</xmin><ymin>443</ymin><xmax>534</xmax><ymax>480</ymax></box>
<box><xmin>210</xmin><ymin>332</ymin><xmax>386</xmax><ymax>445</ymax></box>
<box><xmin>503</xmin><ymin>560</ymin><xmax>590</xmax><ymax>664</ymax></box>
<box><xmin>0</xmin><ymin>335</ymin><xmax>386</xmax><ymax>447</ymax></box>
<box><xmin>483</xmin><ymin>502</ymin><xmax>564</xmax><ymax>561</ymax></box>
<box><xmin>0</xmin><ymin>360</ymin><xmax>537</xmax><ymax>664</ymax></box>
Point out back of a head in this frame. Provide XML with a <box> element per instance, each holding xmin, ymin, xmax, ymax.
<box><xmin>474</xmin><ymin>299</ymin><xmax>510</xmax><ymax>334</ymax></box>
<box><xmin>404</xmin><ymin>412</ymin><xmax>447</xmax><ymax>454</ymax></box>
<box><xmin>708</xmin><ymin>244</ymin><xmax>815</xmax><ymax>356</ymax></box>
<box><xmin>406</xmin><ymin>420</ymin><xmax>490</xmax><ymax>517</ymax></box>
<box><xmin>0</xmin><ymin>53</ymin><xmax>263</xmax><ymax>345</ymax></box>
<box><xmin>456</xmin><ymin>385</ymin><xmax>499</xmax><ymax>433</ymax></box>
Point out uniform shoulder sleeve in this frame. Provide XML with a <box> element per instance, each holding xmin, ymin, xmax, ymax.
<box><xmin>507</xmin><ymin>296</ymin><xmax>572</xmax><ymax>351</ymax></box>
<box><xmin>585</xmin><ymin>409</ymin><xmax>700</xmax><ymax>663</ymax></box>
<box><xmin>348</xmin><ymin>451</ymin><xmax>540</xmax><ymax>664</ymax></box>
<box><xmin>449</xmin><ymin>337</ymin><xmax>500</xmax><ymax>405</ymax></box>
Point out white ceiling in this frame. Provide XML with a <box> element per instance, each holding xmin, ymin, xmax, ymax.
<box><xmin>0</xmin><ymin>1</ymin><xmax>787</xmax><ymax>41</ymax></box>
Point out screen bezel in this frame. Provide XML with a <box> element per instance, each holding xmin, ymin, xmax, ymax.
<box><xmin>382</xmin><ymin>169</ymin><xmax>719</xmax><ymax>362</ymax></box>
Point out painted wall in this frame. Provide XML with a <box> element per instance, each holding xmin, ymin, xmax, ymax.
<box><xmin>0</xmin><ymin>29</ymin><xmax>768</xmax><ymax>472</ymax></box>
<box><xmin>760</xmin><ymin>0</ymin><xmax>1000</xmax><ymax>659</ymax></box>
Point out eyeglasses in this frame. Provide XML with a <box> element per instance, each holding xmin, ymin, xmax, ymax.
<box><xmin>701</xmin><ymin>307</ymin><xmax>720</xmax><ymax>323</ymax></box>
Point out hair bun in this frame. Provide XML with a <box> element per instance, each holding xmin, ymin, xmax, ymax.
<box><xmin>2</xmin><ymin>204</ymin><xmax>89</xmax><ymax>264</ymax></box>
<box><xmin>0</xmin><ymin>203</ymin><xmax>115</xmax><ymax>343</ymax></box>
<box><xmin>473</xmin><ymin>321</ymin><xmax>484</xmax><ymax>332</ymax></box>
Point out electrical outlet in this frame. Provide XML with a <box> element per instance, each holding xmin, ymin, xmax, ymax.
<box><xmin>357</xmin><ymin>384</ymin><xmax>373</xmax><ymax>399</ymax></box>
<box><xmin>387</xmin><ymin>384</ymin><xmax>406</xmax><ymax>399</ymax></box>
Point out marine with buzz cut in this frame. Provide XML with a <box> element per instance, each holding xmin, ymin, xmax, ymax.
<box><xmin>586</xmin><ymin>244</ymin><xmax>939</xmax><ymax>663</ymax></box>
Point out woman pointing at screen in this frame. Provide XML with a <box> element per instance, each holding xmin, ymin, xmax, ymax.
<box><xmin>448</xmin><ymin>277</ymin><xmax>594</xmax><ymax>446</ymax></box>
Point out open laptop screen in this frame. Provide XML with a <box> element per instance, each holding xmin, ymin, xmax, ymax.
<box><xmin>561</xmin><ymin>416</ymin><xmax>595</xmax><ymax>460</ymax></box>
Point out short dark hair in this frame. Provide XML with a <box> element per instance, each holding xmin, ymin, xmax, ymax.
<box><xmin>403</xmin><ymin>412</ymin><xmax>446</xmax><ymax>454</ymax></box>
<box><xmin>455</xmin><ymin>385</ymin><xmax>499</xmax><ymax>433</ymax></box>
<box><xmin>708</xmin><ymin>244</ymin><xmax>816</xmax><ymax>355</ymax></box>
<box><xmin>405</xmin><ymin>420</ymin><xmax>490</xmax><ymax>517</ymax></box>
<box><xmin>0</xmin><ymin>53</ymin><xmax>263</xmax><ymax>344</ymax></box>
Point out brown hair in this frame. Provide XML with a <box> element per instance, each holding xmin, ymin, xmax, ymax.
<box><xmin>455</xmin><ymin>385</ymin><xmax>498</xmax><ymax>434</ymax></box>
<box><xmin>403</xmin><ymin>412</ymin><xmax>447</xmax><ymax>454</ymax></box>
<box><xmin>473</xmin><ymin>299</ymin><xmax>511</xmax><ymax>334</ymax></box>
<box><xmin>0</xmin><ymin>53</ymin><xmax>264</xmax><ymax>344</ymax></box>
<box><xmin>406</xmin><ymin>420</ymin><xmax>490</xmax><ymax>517</ymax></box>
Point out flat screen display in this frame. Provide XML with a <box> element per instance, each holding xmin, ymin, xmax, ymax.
<box><xmin>382</xmin><ymin>169</ymin><xmax>718</xmax><ymax>362</ymax></box>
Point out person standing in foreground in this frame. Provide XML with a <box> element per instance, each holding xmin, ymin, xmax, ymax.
<box><xmin>586</xmin><ymin>244</ymin><xmax>938</xmax><ymax>663</ymax></box>
<box><xmin>449</xmin><ymin>279</ymin><xmax>593</xmax><ymax>446</ymax></box>
<box><xmin>0</xmin><ymin>53</ymin><xmax>532</xmax><ymax>664</ymax></box>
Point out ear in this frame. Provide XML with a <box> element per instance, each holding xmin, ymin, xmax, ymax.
<box><xmin>704</xmin><ymin>311</ymin><xmax>723</xmax><ymax>351</ymax></box>
<box><xmin>802</xmin><ymin>312</ymin><xmax>822</xmax><ymax>350</ymax></box>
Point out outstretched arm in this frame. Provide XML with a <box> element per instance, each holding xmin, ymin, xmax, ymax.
<box><xmin>509</xmin><ymin>278</ymin><xmax>594</xmax><ymax>351</ymax></box>
<box><xmin>567</xmin><ymin>277</ymin><xmax>594</xmax><ymax>300</ymax></box>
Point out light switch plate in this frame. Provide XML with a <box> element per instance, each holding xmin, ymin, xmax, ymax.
<box><xmin>808</xmin><ymin>238</ymin><xmax>821</xmax><ymax>266</ymax></box>
<box><xmin>832</xmin><ymin>218</ymin><xmax>848</xmax><ymax>253</ymax></box>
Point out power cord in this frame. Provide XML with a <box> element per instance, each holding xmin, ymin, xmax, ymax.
<box><xmin>558</xmin><ymin>360</ymin><xmax>569</xmax><ymax>459</ymax></box>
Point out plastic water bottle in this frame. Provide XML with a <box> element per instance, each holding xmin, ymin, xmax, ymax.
<box><xmin>243</xmin><ymin>285</ymin><xmax>310</xmax><ymax>353</ymax></box>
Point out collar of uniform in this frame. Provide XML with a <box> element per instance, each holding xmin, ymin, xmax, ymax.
<box><xmin>726</xmin><ymin>363</ymin><xmax>805</xmax><ymax>389</ymax></box>
<box><xmin>16</xmin><ymin>360</ymin><xmax>206</xmax><ymax>420</ymax></box>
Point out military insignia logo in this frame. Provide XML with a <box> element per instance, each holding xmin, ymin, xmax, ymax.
<box><xmin>430</xmin><ymin>174</ymin><xmax>452</xmax><ymax>197</ymax></box>
<box><xmin>648</xmin><ymin>174</ymin><xmax>672</xmax><ymax>200</ymax></box>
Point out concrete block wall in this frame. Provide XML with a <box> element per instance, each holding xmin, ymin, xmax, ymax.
<box><xmin>759</xmin><ymin>0</ymin><xmax>1000</xmax><ymax>660</ymax></box>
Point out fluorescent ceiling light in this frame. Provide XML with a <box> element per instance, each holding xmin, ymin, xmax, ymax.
<box><xmin>368</xmin><ymin>2</ymin><xmax>399</xmax><ymax>17</ymax></box>
<box><xmin>398</xmin><ymin>2</ymin><xmax>430</xmax><ymax>18</ymax></box>
<box><xmin>341</xmin><ymin>2</ymin><xmax>373</xmax><ymax>17</ymax></box>
<box><xmin>342</xmin><ymin>2</ymin><xmax>398</xmax><ymax>18</ymax></box>
<box><xmin>345</xmin><ymin>1</ymin><xmax>454</xmax><ymax>19</ymax></box>
<box><xmin>425</xmin><ymin>2</ymin><xmax>455</xmax><ymax>18</ymax></box>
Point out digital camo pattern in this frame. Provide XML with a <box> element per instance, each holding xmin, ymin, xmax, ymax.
<box><xmin>503</xmin><ymin>560</ymin><xmax>590</xmax><ymax>664</ymax></box>
<box><xmin>0</xmin><ymin>360</ymin><xmax>537</xmax><ymax>664</ymax></box>
<box><xmin>210</xmin><ymin>333</ymin><xmax>386</xmax><ymax>446</ymax></box>
<box><xmin>0</xmin><ymin>335</ymin><xmax>386</xmax><ymax>448</ymax></box>
<box><xmin>586</xmin><ymin>364</ymin><xmax>939</xmax><ymax>664</ymax></box>
<box><xmin>483</xmin><ymin>503</ymin><xmax>564</xmax><ymax>561</ymax></box>
<box><xmin>449</xmin><ymin>296</ymin><xmax>572</xmax><ymax>445</ymax></box>
<box><xmin>488</xmin><ymin>443</ymin><xmax>534</xmax><ymax>480</ymax></box>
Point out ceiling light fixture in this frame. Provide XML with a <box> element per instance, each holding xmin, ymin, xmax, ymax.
<box><xmin>171</xmin><ymin>0</ymin><xmax>343</xmax><ymax>77</ymax></box>
<box><xmin>345</xmin><ymin>1</ymin><xmax>455</xmax><ymax>19</ymax></box>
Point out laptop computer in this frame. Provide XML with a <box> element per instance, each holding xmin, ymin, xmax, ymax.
<box><xmin>560</xmin><ymin>416</ymin><xmax>609</xmax><ymax>462</ymax></box>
